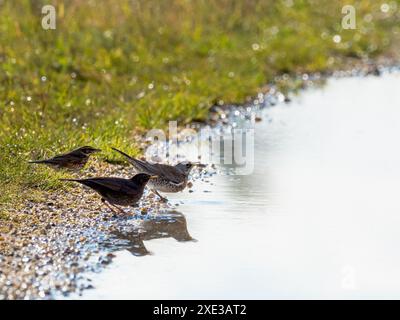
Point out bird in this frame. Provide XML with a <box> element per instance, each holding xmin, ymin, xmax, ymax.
<box><xmin>60</xmin><ymin>173</ymin><xmax>157</xmax><ymax>214</ymax></box>
<box><xmin>111</xmin><ymin>147</ymin><xmax>196</xmax><ymax>201</ymax></box>
<box><xmin>29</xmin><ymin>146</ymin><xmax>101</xmax><ymax>170</ymax></box>
<box><xmin>111</xmin><ymin>211</ymin><xmax>193</xmax><ymax>256</ymax></box>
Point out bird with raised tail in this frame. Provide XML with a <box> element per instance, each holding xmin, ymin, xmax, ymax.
<box><xmin>61</xmin><ymin>173</ymin><xmax>157</xmax><ymax>214</ymax></box>
<box><xmin>29</xmin><ymin>146</ymin><xmax>101</xmax><ymax>170</ymax></box>
<box><xmin>111</xmin><ymin>147</ymin><xmax>197</xmax><ymax>201</ymax></box>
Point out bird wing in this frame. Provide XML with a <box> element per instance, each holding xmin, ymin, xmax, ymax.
<box><xmin>129</xmin><ymin>160</ymin><xmax>185</xmax><ymax>184</ymax></box>
<box><xmin>112</xmin><ymin>147</ymin><xmax>185</xmax><ymax>183</ymax></box>
<box><xmin>45</xmin><ymin>152</ymin><xmax>85</xmax><ymax>164</ymax></box>
<box><xmin>77</xmin><ymin>177</ymin><xmax>137</xmax><ymax>194</ymax></box>
<box><xmin>146</xmin><ymin>163</ymin><xmax>186</xmax><ymax>184</ymax></box>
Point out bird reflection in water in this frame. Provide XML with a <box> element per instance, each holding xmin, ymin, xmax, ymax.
<box><xmin>106</xmin><ymin>210</ymin><xmax>195</xmax><ymax>256</ymax></box>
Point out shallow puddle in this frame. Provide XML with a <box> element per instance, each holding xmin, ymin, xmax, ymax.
<box><xmin>77</xmin><ymin>72</ymin><xmax>400</xmax><ymax>299</ymax></box>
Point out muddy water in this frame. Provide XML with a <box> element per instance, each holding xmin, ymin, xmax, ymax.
<box><xmin>78</xmin><ymin>72</ymin><xmax>400</xmax><ymax>299</ymax></box>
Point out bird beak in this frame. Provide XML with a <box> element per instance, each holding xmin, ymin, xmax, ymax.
<box><xmin>93</xmin><ymin>148</ymin><xmax>101</xmax><ymax>153</ymax></box>
<box><xmin>150</xmin><ymin>175</ymin><xmax>158</xmax><ymax>179</ymax></box>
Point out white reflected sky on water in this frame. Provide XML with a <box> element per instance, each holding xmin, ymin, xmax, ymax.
<box><xmin>80</xmin><ymin>73</ymin><xmax>400</xmax><ymax>299</ymax></box>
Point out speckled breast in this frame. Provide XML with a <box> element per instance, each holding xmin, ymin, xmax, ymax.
<box><xmin>148</xmin><ymin>178</ymin><xmax>187</xmax><ymax>193</ymax></box>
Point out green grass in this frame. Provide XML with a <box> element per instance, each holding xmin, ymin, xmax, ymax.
<box><xmin>0</xmin><ymin>0</ymin><xmax>399</xmax><ymax>207</ymax></box>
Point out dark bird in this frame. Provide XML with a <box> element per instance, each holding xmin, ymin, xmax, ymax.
<box><xmin>29</xmin><ymin>146</ymin><xmax>101</xmax><ymax>170</ymax></box>
<box><xmin>61</xmin><ymin>173</ymin><xmax>157</xmax><ymax>214</ymax></box>
<box><xmin>111</xmin><ymin>147</ymin><xmax>196</xmax><ymax>201</ymax></box>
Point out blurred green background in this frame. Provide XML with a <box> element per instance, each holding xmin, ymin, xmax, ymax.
<box><xmin>0</xmin><ymin>0</ymin><xmax>399</xmax><ymax>207</ymax></box>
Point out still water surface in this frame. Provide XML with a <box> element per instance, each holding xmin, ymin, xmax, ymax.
<box><xmin>81</xmin><ymin>73</ymin><xmax>400</xmax><ymax>299</ymax></box>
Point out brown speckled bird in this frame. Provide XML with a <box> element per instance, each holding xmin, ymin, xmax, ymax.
<box><xmin>111</xmin><ymin>147</ymin><xmax>195</xmax><ymax>201</ymax></box>
<box><xmin>61</xmin><ymin>173</ymin><xmax>157</xmax><ymax>214</ymax></box>
<box><xmin>29</xmin><ymin>146</ymin><xmax>100</xmax><ymax>170</ymax></box>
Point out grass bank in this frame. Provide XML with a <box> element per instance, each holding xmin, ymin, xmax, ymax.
<box><xmin>0</xmin><ymin>0</ymin><xmax>399</xmax><ymax>208</ymax></box>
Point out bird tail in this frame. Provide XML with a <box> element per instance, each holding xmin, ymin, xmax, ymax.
<box><xmin>111</xmin><ymin>147</ymin><xmax>135</xmax><ymax>160</ymax></box>
<box><xmin>111</xmin><ymin>147</ymin><xmax>144</xmax><ymax>166</ymax></box>
<box><xmin>59</xmin><ymin>178</ymin><xmax>80</xmax><ymax>182</ymax></box>
<box><xmin>28</xmin><ymin>160</ymin><xmax>48</xmax><ymax>164</ymax></box>
<box><xmin>60</xmin><ymin>178</ymin><xmax>96</xmax><ymax>190</ymax></box>
<box><xmin>60</xmin><ymin>178</ymin><xmax>99</xmax><ymax>191</ymax></box>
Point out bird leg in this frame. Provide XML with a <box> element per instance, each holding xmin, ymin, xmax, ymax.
<box><xmin>111</xmin><ymin>204</ymin><xmax>127</xmax><ymax>215</ymax></box>
<box><xmin>101</xmin><ymin>198</ymin><xmax>126</xmax><ymax>215</ymax></box>
<box><xmin>152</xmin><ymin>189</ymin><xmax>168</xmax><ymax>202</ymax></box>
<box><xmin>102</xmin><ymin>199</ymin><xmax>118</xmax><ymax>214</ymax></box>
